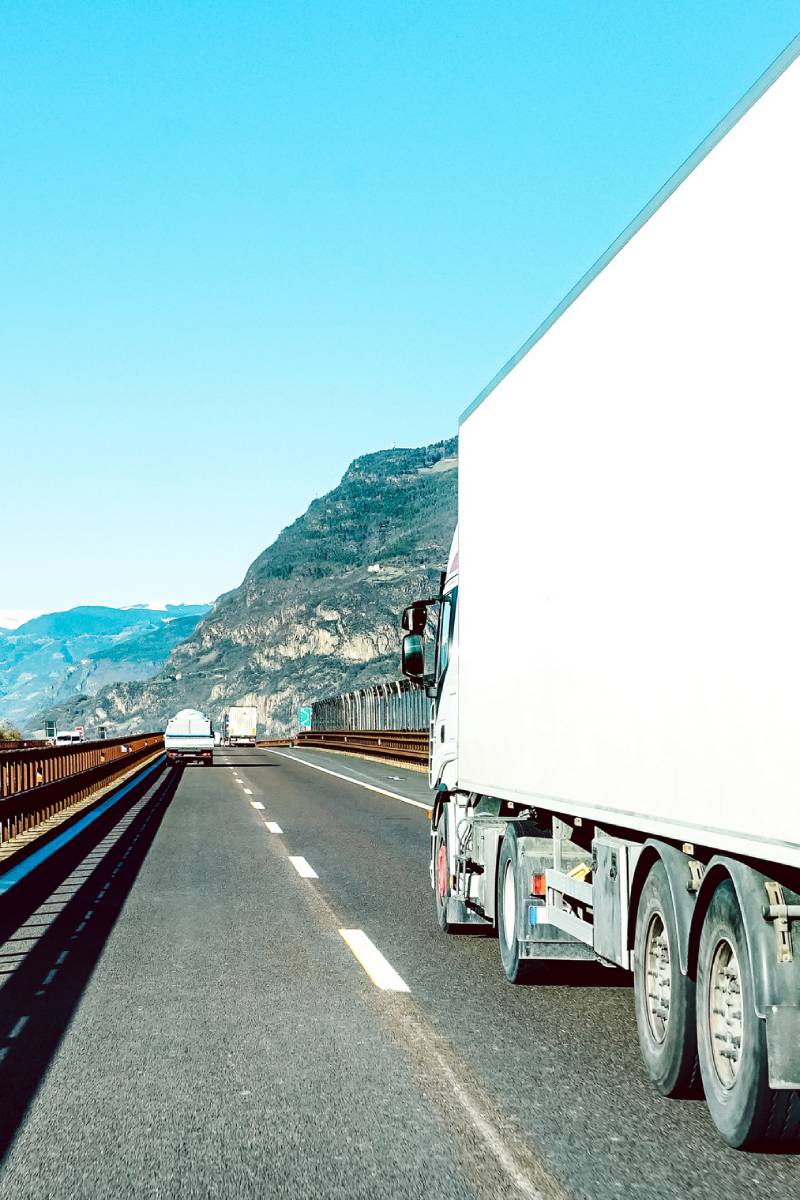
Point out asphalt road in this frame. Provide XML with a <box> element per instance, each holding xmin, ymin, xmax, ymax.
<box><xmin>0</xmin><ymin>746</ymin><xmax>799</xmax><ymax>1199</ymax></box>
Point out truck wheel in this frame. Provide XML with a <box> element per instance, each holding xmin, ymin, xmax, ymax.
<box><xmin>433</xmin><ymin>820</ymin><xmax>453</xmax><ymax>934</ymax></box>
<box><xmin>497</xmin><ymin>827</ymin><xmax>531</xmax><ymax>983</ymax></box>
<box><xmin>633</xmin><ymin>860</ymin><xmax>699</xmax><ymax>1097</ymax></box>
<box><xmin>697</xmin><ymin>878</ymin><xmax>800</xmax><ymax>1148</ymax></box>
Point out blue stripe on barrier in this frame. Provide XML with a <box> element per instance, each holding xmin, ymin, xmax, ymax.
<box><xmin>0</xmin><ymin>754</ymin><xmax>166</xmax><ymax>895</ymax></box>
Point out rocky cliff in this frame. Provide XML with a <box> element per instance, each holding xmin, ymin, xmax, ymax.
<box><xmin>35</xmin><ymin>438</ymin><xmax>457</xmax><ymax>737</ymax></box>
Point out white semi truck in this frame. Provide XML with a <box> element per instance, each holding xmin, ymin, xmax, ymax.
<box><xmin>401</xmin><ymin>39</ymin><xmax>800</xmax><ymax>1149</ymax></box>
<box><xmin>164</xmin><ymin>708</ymin><xmax>214</xmax><ymax>766</ymax></box>
<box><xmin>226</xmin><ymin>705</ymin><xmax>258</xmax><ymax>747</ymax></box>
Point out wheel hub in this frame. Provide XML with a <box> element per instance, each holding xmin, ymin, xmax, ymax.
<box><xmin>708</xmin><ymin>937</ymin><xmax>744</xmax><ymax>1089</ymax></box>
<box><xmin>644</xmin><ymin>911</ymin><xmax>671</xmax><ymax>1044</ymax></box>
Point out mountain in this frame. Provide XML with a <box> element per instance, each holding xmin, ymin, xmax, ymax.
<box><xmin>35</xmin><ymin>438</ymin><xmax>457</xmax><ymax>738</ymax></box>
<box><xmin>1</xmin><ymin>605</ymin><xmax>210</xmax><ymax>729</ymax></box>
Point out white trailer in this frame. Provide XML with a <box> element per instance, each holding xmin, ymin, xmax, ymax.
<box><xmin>402</xmin><ymin>38</ymin><xmax>800</xmax><ymax>1149</ymax></box>
<box><xmin>226</xmin><ymin>705</ymin><xmax>258</xmax><ymax>747</ymax></box>
<box><xmin>164</xmin><ymin>708</ymin><xmax>214</xmax><ymax>766</ymax></box>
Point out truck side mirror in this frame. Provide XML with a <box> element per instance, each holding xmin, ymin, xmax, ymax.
<box><xmin>401</xmin><ymin>633</ymin><xmax>425</xmax><ymax>678</ymax></box>
<box><xmin>402</xmin><ymin>604</ymin><xmax>428</xmax><ymax>634</ymax></box>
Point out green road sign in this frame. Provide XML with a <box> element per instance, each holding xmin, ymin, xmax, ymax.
<box><xmin>298</xmin><ymin>706</ymin><xmax>312</xmax><ymax>731</ymax></box>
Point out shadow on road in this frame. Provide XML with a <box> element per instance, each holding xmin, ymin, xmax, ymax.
<box><xmin>212</xmin><ymin>761</ymin><xmax>278</xmax><ymax>768</ymax></box>
<box><xmin>517</xmin><ymin>960</ymin><xmax>633</xmax><ymax>989</ymax></box>
<box><xmin>0</xmin><ymin>765</ymin><xmax>181</xmax><ymax>1162</ymax></box>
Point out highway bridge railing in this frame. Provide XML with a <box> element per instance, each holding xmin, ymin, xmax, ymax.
<box><xmin>306</xmin><ymin>679</ymin><xmax>429</xmax><ymax>733</ymax></box>
<box><xmin>0</xmin><ymin>734</ymin><xmax>164</xmax><ymax>846</ymax></box>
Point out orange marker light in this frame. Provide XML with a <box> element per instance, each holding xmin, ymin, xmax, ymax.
<box><xmin>531</xmin><ymin>873</ymin><xmax>546</xmax><ymax>897</ymax></box>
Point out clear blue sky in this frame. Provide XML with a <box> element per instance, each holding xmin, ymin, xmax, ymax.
<box><xmin>3</xmin><ymin>2</ymin><xmax>798</xmax><ymax>612</ymax></box>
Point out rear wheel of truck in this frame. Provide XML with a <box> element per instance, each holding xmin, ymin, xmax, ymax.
<box><xmin>433</xmin><ymin>819</ymin><xmax>453</xmax><ymax>933</ymax></box>
<box><xmin>633</xmin><ymin>860</ymin><xmax>699</xmax><ymax>1097</ymax></box>
<box><xmin>497</xmin><ymin>825</ymin><xmax>531</xmax><ymax>983</ymax></box>
<box><xmin>697</xmin><ymin>878</ymin><xmax>800</xmax><ymax>1148</ymax></box>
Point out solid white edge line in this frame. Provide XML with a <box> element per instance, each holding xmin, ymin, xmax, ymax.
<box><xmin>265</xmin><ymin>821</ymin><xmax>282</xmax><ymax>833</ymax></box>
<box><xmin>250</xmin><ymin>800</ymin><xmax>264</xmax><ymax>810</ymax></box>
<box><xmin>339</xmin><ymin>929</ymin><xmax>410</xmax><ymax>992</ymax></box>
<box><xmin>288</xmin><ymin>855</ymin><xmax>318</xmax><ymax>879</ymax></box>
<box><xmin>263</xmin><ymin>749</ymin><xmax>429</xmax><ymax>811</ymax></box>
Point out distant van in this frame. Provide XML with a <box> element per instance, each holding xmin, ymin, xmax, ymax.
<box><xmin>55</xmin><ymin>730</ymin><xmax>84</xmax><ymax>745</ymax></box>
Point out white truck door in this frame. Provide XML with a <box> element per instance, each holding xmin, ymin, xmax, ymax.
<box><xmin>430</xmin><ymin>587</ymin><xmax>459</xmax><ymax>790</ymax></box>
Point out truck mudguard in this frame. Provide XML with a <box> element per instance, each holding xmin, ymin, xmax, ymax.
<box><xmin>627</xmin><ymin>840</ymin><xmax>698</xmax><ymax>974</ymax></box>
<box><xmin>688</xmin><ymin>857</ymin><xmax>800</xmax><ymax>1088</ymax></box>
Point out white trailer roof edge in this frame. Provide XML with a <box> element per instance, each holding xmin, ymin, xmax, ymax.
<box><xmin>460</xmin><ymin>32</ymin><xmax>800</xmax><ymax>428</ymax></box>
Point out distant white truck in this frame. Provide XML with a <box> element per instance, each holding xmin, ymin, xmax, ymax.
<box><xmin>226</xmin><ymin>705</ymin><xmax>258</xmax><ymax>747</ymax></box>
<box><xmin>54</xmin><ymin>729</ymin><xmax>84</xmax><ymax>746</ymax></box>
<box><xmin>164</xmin><ymin>708</ymin><xmax>214</xmax><ymax>766</ymax></box>
<box><xmin>401</xmin><ymin>42</ymin><xmax>800</xmax><ymax>1151</ymax></box>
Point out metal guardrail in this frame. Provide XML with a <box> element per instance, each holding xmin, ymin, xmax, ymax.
<box><xmin>0</xmin><ymin>734</ymin><xmax>164</xmax><ymax>845</ymax></box>
<box><xmin>293</xmin><ymin>729</ymin><xmax>428</xmax><ymax>765</ymax></box>
<box><xmin>0</xmin><ymin>739</ymin><xmax>46</xmax><ymax>752</ymax></box>
<box><xmin>308</xmin><ymin>679</ymin><xmax>429</xmax><ymax>732</ymax></box>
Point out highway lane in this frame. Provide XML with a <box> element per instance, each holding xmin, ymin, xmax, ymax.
<box><xmin>0</xmin><ymin>753</ymin><xmax>532</xmax><ymax>1200</ymax></box>
<box><xmin>0</xmin><ymin>747</ymin><xmax>798</xmax><ymax>1198</ymax></box>
<box><xmin>231</xmin><ymin>746</ymin><xmax>800</xmax><ymax>1200</ymax></box>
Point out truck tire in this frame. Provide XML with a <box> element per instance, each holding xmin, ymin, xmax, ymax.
<box><xmin>497</xmin><ymin>826</ymin><xmax>532</xmax><ymax>983</ymax></box>
<box><xmin>433</xmin><ymin>819</ymin><xmax>454</xmax><ymax>934</ymax></box>
<box><xmin>633</xmin><ymin>860</ymin><xmax>699</xmax><ymax>1097</ymax></box>
<box><xmin>697</xmin><ymin>878</ymin><xmax>800</xmax><ymax>1148</ymax></box>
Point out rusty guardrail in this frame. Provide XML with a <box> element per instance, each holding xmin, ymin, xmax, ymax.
<box><xmin>287</xmin><ymin>729</ymin><xmax>428</xmax><ymax>765</ymax></box>
<box><xmin>0</xmin><ymin>734</ymin><xmax>164</xmax><ymax>845</ymax></box>
<box><xmin>0</xmin><ymin>739</ymin><xmax>46</xmax><ymax>752</ymax></box>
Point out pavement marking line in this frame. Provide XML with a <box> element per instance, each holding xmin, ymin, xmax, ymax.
<box><xmin>243</xmin><ymin>788</ymin><xmax>254</xmax><ymax>795</ymax></box>
<box><xmin>288</xmin><ymin>855</ymin><xmax>318</xmax><ymax>879</ymax></box>
<box><xmin>250</xmin><ymin>800</ymin><xmax>265</xmax><ymax>810</ymax></box>
<box><xmin>339</xmin><ymin>929</ymin><xmax>410</xmax><ymax>993</ymax></box>
<box><xmin>263</xmin><ymin>748</ymin><xmax>429</xmax><ymax>812</ymax></box>
<box><xmin>402</xmin><ymin>1012</ymin><xmax>553</xmax><ymax>1200</ymax></box>
<box><xmin>252</xmin><ymin>822</ymin><xmax>563</xmax><ymax>1200</ymax></box>
<box><xmin>264</xmin><ymin>821</ymin><xmax>283</xmax><ymax>833</ymax></box>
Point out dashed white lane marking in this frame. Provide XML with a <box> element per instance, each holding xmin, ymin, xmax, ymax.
<box><xmin>265</xmin><ymin>821</ymin><xmax>282</xmax><ymax>833</ymax></box>
<box><xmin>243</xmin><ymin>788</ymin><xmax>253</xmax><ymax>795</ymax></box>
<box><xmin>250</xmin><ymin>800</ymin><xmax>264</xmax><ymax>810</ymax></box>
<box><xmin>339</xmin><ymin>929</ymin><xmax>410</xmax><ymax>992</ymax></box>
<box><xmin>288</xmin><ymin>855</ymin><xmax>318</xmax><ymax>879</ymax></box>
<box><xmin>263</xmin><ymin>749</ymin><xmax>428</xmax><ymax>811</ymax></box>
